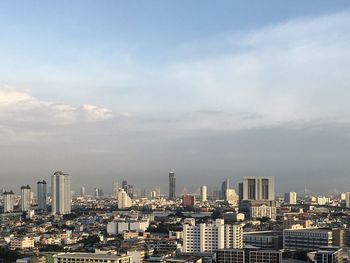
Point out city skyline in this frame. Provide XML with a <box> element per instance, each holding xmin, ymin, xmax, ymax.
<box><xmin>1</xmin><ymin>2</ymin><xmax>350</xmax><ymax>193</ymax></box>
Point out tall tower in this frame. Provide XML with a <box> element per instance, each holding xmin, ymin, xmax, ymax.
<box><xmin>242</xmin><ymin>177</ymin><xmax>275</xmax><ymax>201</ymax></box>
<box><xmin>51</xmin><ymin>171</ymin><xmax>71</xmax><ymax>215</ymax></box>
<box><xmin>80</xmin><ymin>186</ymin><xmax>85</xmax><ymax>197</ymax></box>
<box><xmin>200</xmin><ymin>185</ymin><xmax>207</xmax><ymax>202</ymax></box>
<box><xmin>118</xmin><ymin>188</ymin><xmax>132</xmax><ymax>209</ymax></box>
<box><xmin>221</xmin><ymin>178</ymin><xmax>230</xmax><ymax>200</ymax></box>
<box><xmin>21</xmin><ymin>185</ymin><xmax>31</xmax><ymax>212</ymax></box>
<box><xmin>169</xmin><ymin>171</ymin><xmax>176</xmax><ymax>200</ymax></box>
<box><xmin>37</xmin><ymin>181</ymin><xmax>47</xmax><ymax>212</ymax></box>
<box><xmin>3</xmin><ymin>190</ymin><xmax>14</xmax><ymax>213</ymax></box>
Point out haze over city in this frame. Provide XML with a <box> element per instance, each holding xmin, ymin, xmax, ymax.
<box><xmin>1</xmin><ymin>1</ymin><xmax>350</xmax><ymax>194</ymax></box>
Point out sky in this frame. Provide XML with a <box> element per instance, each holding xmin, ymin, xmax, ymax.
<box><xmin>1</xmin><ymin>1</ymin><xmax>350</xmax><ymax>195</ymax></box>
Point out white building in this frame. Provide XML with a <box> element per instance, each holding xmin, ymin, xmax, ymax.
<box><xmin>200</xmin><ymin>185</ymin><xmax>207</xmax><ymax>202</ymax></box>
<box><xmin>51</xmin><ymin>171</ymin><xmax>71</xmax><ymax>215</ymax></box>
<box><xmin>3</xmin><ymin>191</ymin><xmax>14</xmax><ymax>213</ymax></box>
<box><xmin>345</xmin><ymin>192</ymin><xmax>350</xmax><ymax>208</ymax></box>
<box><xmin>250</xmin><ymin>205</ymin><xmax>277</xmax><ymax>220</ymax></box>
<box><xmin>226</xmin><ymin>189</ymin><xmax>238</xmax><ymax>206</ymax></box>
<box><xmin>118</xmin><ymin>188</ymin><xmax>132</xmax><ymax>209</ymax></box>
<box><xmin>284</xmin><ymin>192</ymin><xmax>297</xmax><ymax>205</ymax></box>
<box><xmin>21</xmin><ymin>185</ymin><xmax>31</xmax><ymax>212</ymax></box>
<box><xmin>107</xmin><ymin>219</ymin><xmax>149</xmax><ymax>234</ymax></box>
<box><xmin>37</xmin><ymin>181</ymin><xmax>47</xmax><ymax>212</ymax></box>
<box><xmin>182</xmin><ymin>218</ymin><xmax>243</xmax><ymax>253</ymax></box>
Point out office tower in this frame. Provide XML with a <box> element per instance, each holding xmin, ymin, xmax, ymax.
<box><xmin>20</xmin><ymin>185</ymin><xmax>31</xmax><ymax>212</ymax></box>
<box><xmin>169</xmin><ymin>171</ymin><xmax>176</xmax><ymax>200</ymax></box>
<box><xmin>51</xmin><ymin>171</ymin><xmax>71</xmax><ymax>215</ymax></box>
<box><xmin>182</xmin><ymin>218</ymin><xmax>243</xmax><ymax>253</ymax></box>
<box><xmin>0</xmin><ymin>189</ymin><xmax>4</xmax><ymax>196</ymax></box>
<box><xmin>122</xmin><ymin>180</ymin><xmax>128</xmax><ymax>191</ymax></box>
<box><xmin>127</xmin><ymin>184</ymin><xmax>134</xmax><ymax>198</ymax></box>
<box><xmin>221</xmin><ymin>178</ymin><xmax>230</xmax><ymax>199</ymax></box>
<box><xmin>3</xmin><ymin>190</ymin><xmax>14</xmax><ymax>213</ymax></box>
<box><xmin>37</xmin><ymin>180</ymin><xmax>47</xmax><ymax>212</ymax></box>
<box><xmin>112</xmin><ymin>182</ymin><xmax>118</xmax><ymax>198</ymax></box>
<box><xmin>118</xmin><ymin>188</ymin><xmax>132</xmax><ymax>209</ymax></box>
<box><xmin>284</xmin><ymin>192</ymin><xmax>297</xmax><ymax>205</ymax></box>
<box><xmin>242</xmin><ymin>177</ymin><xmax>275</xmax><ymax>201</ymax></box>
<box><xmin>80</xmin><ymin>186</ymin><xmax>85</xmax><ymax>197</ymax></box>
<box><xmin>200</xmin><ymin>185</ymin><xmax>207</xmax><ymax>202</ymax></box>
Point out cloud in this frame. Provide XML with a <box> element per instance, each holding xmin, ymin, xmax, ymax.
<box><xmin>0</xmin><ymin>87</ymin><xmax>129</xmax><ymax>125</ymax></box>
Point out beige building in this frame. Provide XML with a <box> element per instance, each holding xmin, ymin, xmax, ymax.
<box><xmin>10</xmin><ymin>237</ymin><xmax>35</xmax><ymax>250</ymax></box>
<box><xmin>53</xmin><ymin>253</ymin><xmax>131</xmax><ymax>263</ymax></box>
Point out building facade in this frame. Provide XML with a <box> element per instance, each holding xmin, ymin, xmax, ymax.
<box><xmin>37</xmin><ymin>180</ymin><xmax>47</xmax><ymax>212</ymax></box>
<box><xmin>51</xmin><ymin>171</ymin><xmax>71</xmax><ymax>215</ymax></box>
<box><xmin>169</xmin><ymin>171</ymin><xmax>176</xmax><ymax>200</ymax></box>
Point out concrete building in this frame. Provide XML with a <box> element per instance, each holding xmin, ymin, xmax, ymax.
<box><xmin>51</xmin><ymin>171</ymin><xmax>71</xmax><ymax>215</ymax></box>
<box><xmin>283</xmin><ymin>228</ymin><xmax>333</xmax><ymax>251</ymax></box>
<box><xmin>182</xmin><ymin>218</ymin><xmax>243</xmax><ymax>253</ymax></box>
<box><xmin>226</xmin><ymin>189</ymin><xmax>238</xmax><ymax>206</ymax></box>
<box><xmin>217</xmin><ymin>248</ymin><xmax>282</xmax><ymax>263</ymax></box>
<box><xmin>221</xmin><ymin>178</ymin><xmax>230</xmax><ymax>200</ymax></box>
<box><xmin>37</xmin><ymin>180</ymin><xmax>47</xmax><ymax>212</ymax></box>
<box><xmin>250</xmin><ymin>205</ymin><xmax>276</xmax><ymax>220</ymax></box>
<box><xmin>249</xmin><ymin>250</ymin><xmax>282</xmax><ymax>263</ymax></box>
<box><xmin>242</xmin><ymin>177</ymin><xmax>275</xmax><ymax>201</ymax></box>
<box><xmin>169</xmin><ymin>171</ymin><xmax>176</xmax><ymax>200</ymax></box>
<box><xmin>243</xmin><ymin>231</ymin><xmax>283</xmax><ymax>250</ymax></box>
<box><xmin>53</xmin><ymin>253</ymin><xmax>131</xmax><ymax>263</ymax></box>
<box><xmin>284</xmin><ymin>192</ymin><xmax>297</xmax><ymax>205</ymax></box>
<box><xmin>200</xmin><ymin>186</ymin><xmax>207</xmax><ymax>202</ymax></box>
<box><xmin>10</xmin><ymin>237</ymin><xmax>35</xmax><ymax>250</ymax></box>
<box><xmin>107</xmin><ymin>219</ymin><xmax>149</xmax><ymax>234</ymax></box>
<box><xmin>118</xmin><ymin>188</ymin><xmax>132</xmax><ymax>209</ymax></box>
<box><xmin>314</xmin><ymin>247</ymin><xmax>343</xmax><ymax>263</ymax></box>
<box><xmin>20</xmin><ymin>185</ymin><xmax>31</xmax><ymax>212</ymax></box>
<box><xmin>183</xmin><ymin>195</ymin><xmax>196</xmax><ymax>207</ymax></box>
<box><xmin>345</xmin><ymin>192</ymin><xmax>350</xmax><ymax>208</ymax></box>
<box><xmin>3</xmin><ymin>190</ymin><xmax>14</xmax><ymax>213</ymax></box>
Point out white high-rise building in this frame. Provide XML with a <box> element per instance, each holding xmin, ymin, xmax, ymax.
<box><xmin>51</xmin><ymin>171</ymin><xmax>71</xmax><ymax>215</ymax></box>
<box><xmin>3</xmin><ymin>191</ymin><xmax>14</xmax><ymax>213</ymax></box>
<box><xmin>242</xmin><ymin>177</ymin><xmax>275</xmax><ymax>201</ymax></box>
<box><xmin>182</xmin><ymin>218</ymin><xmax>243</xmax><ymax>253</ymax></box>
<box><xmin>37</xmin><ymin>180</ymin><xmax>47</xmax><ymax>212</ymax></box>
<box><xmin>80</xmin><ymin>186</ymin><xmax>85</xmax><ymax>197</ymax></box>
<box><xmin>20</xmin><ymin>185</ymin><xmax>31</xmax><ymax>212</ymax></box>
<box><xmin>226</xmin><ymin>189</ymin><xmax>238</xmax><ymax>206</ymax></box>
<box><xmin>118</xmin><ymin>188</ymin><xmax>132</xmax><ymax>209</ymax></box>
<box><xmin>200</xmin><ymin>185</ymin><xmax>207</xmax><ymax>202</ymax></box>
<box><xmin>285</xmin><ymin>192</ymin><xmax>297</xmax><ymax>205</ymax></box>
<box><xmin>346</xmin><ymin>192</ymin><xmax>350</xmax><ymax>208</ymax></box>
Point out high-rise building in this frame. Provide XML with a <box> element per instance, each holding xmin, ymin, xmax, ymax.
<box><xmin>169</xmin><ymin>171</ymin><xmax>176</xmax><ymax>200</ymax></box>
<box><xmin>118</xmin><ymin>188</ymin><xmax>132</xmax><ymax>209</ymax></box>
<box><xmin>226</xmin><ymin>189</ymin><xmax>239</xmax><ymax>206</ymax></box>
<box><xmin>200</xmin><ymin>185</ymin><xmax>207</xmax><ymax>202</ymax></box>
<box><xmin>20</xmin><ymin>185</ymin><xmax>31</xmax><ymax>212</ymax></box>
<box><xmin>37</xmin><ymin>180</ymin><xmax>47</xmax><ymax>212</ymax></box>
<box><xmin>80</xmin><ymin>186</ymin><xmax>85</xmax><ymax>197</ymax></box>
<box><xmin>284</xmin><ymin>192</ymin><xmax>297</xmax><ymax>205</ymax></box>
<box><xmin>183</xmin><ymin>195</ymin><xmax>195</xmax><ymax>207</ymax></box>
<box><xmin>122</xmin><ymin>180</ymin><xmax>128</xmax><ymax>191</ymax></box>
<box><xmin>221</xmin><ymin>178</ymin><xmax>230</xmax><ymax>200</ymax></box>
<box><xmin>242</xmin><ymin>177</ymin><xmax>275</xmax><ymax>201</ymax></box>
<box><xmin>3</xmin><ymin>190</ymin><xmax>14</xmax><ymax>213</ymax></box>
<box><xmin>345</xmin><ymin>192</ymin><xmax>350</xmax><ymax>208</ymax></box>
<box><xmin>113</xmin><ymin>182</ymin><xmax>118</xmax><ymax>198</ymax></box>
<box><xmin>51</xmin><ymin>171</ymin><xmax>71</xmax><ymax>215</ymax></box>
<box><xmin>182</xmin><ymin>218</ymin><xmax>243</xmax><ymax>253</ymax></box>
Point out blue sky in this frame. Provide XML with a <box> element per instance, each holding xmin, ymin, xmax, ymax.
<box><xmin>1</xmin><ymin>1</ymin><xmax>350</xmax><ymax>194</ymax></box>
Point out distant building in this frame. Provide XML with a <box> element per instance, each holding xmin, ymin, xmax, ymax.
<box><xmin>107</xmin><ymin>219</ymin><xmax>149</xmax><ymax>234</ymax></box>
<box><xmin>37</xmin><ymin>180</ymin><xmax>47</xmax><ymax>212</ymax></box>
<box><xmin>53</xmin><ymin>253</ymin><xmax>131</xmax><ymax>263</ymax></box>
<box><xmin>51</xmin><ymin>171</ymin><xmax>71</xmax><ymax>215</ymax></box>
<box><xmin>183</xmin><ymin>195</ymin><xmax>195</xmax><ymax>207</ymax></box>
<box><xmin>221</xmin><ymin>178</ymin><xmax>230</xmax><ymax>200</ymax></box>
<box><xmin>242</xmin><ymin>177</ymin><xmax>275</xmax><ymax>201</ymax></box>
<box><xmin>3</xmin><ymin>190</ymin><xmax>14</xmax><ymax>213</ymax></box>
<box><xmin>10</xmin><ymin>237</ymin><xmax>35</xmax><ymax>250</ymax></box>
<box><xmin>226</xmin><ymin>189</ymin><xmax>239</xmax><ymax>206</ymax></box>
<box><xmin>20</xmin><ymin>185</ymin><xmax>31</xmax><ymax>212</ymax></box>
<box><xmin>345</xmin><ymin>192</ymin><xmax>350</xmax><ymax>208</ymax></box>
<box><xmin>244</xmin><ymin>231</ymin><xmax>283</xmax><ymax>250</ymax></box>
<box><xmin>182</xmin><ymin>218</ymin><xmax>243</xmax><ymax>253</ymax></box>
<box><xmin>118</xmin><ymin>188</ymin><xmax>132</xmax><ymax>209</ymax></box>
<box><xmin>284</xmin><ymin>192</ymin><xmax>297</xmax><ymax>205</ymax></box>
<box><xmin>200</xmin><ymin>185</ymin><xmax>207</xmax><ymax>202</ymax></box>
<box><xmin>217</xmin><ymin>248</ymin><xmax>282</xmax><ymax>263</ymax></box>
<box><xmin>169</xmin><ymin>171</ymin><xmax>176</xmax><ymax>200</ymax></box>
<box><xmin>80</xmin><ymin>186</ymin><xmax>85</xmax><ymax>197</ymax></box>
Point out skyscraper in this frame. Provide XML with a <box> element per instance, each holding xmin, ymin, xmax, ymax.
<box><xmin>51</xmin><ymin>171</ymin><xmax>71</xmax><ymax>215</ymax></box>
<box><xmin>285</xmin><ymin>192</ymin><xmax>297</xmax><ymax>205</ymax></box>
<box><xmin>242</xmin><ymin>177</ymin><xmax>275</xmax><ymax>201</ymax></box>
<box><xmin>37</xmin><ymin>180</ymin><xmax>47</xmax><ymax>212</ymax></box>
<box><xmin>221</xmin><ymin>178</ymin><xmax>230</xmax><ymax>200</ymax></box>
<box><xmin>118</xmin><ymin>188</ymin><xmax>132</xmax><ymax>209</ymax></box>
<box><xmin>122</xmin><ymin>180</ymin><xmax>128</xmax><ymax>191</ymax></box>
<box><xmin>20</xmin><ymin>185</ymin><xmax>31</xmax><ymax>212</ymax></box>
<box><xmin>80</xmin><ymin>186</ymin><xmax>85</xmax><ymax>197</ymax></box>
<box><xmin>169</xmin><ymin>171</ymin><xmax>176</xmax><ymax>200</ymax></box>
<box><xmin>200</xmin><ymin>185</ymin><xmax>207</xmax><ymax>202</ymax></box>
<box><xmin>3</xmin><ymin>190</ymin><xmax>14</xmax><ymax>213</ymax></box>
